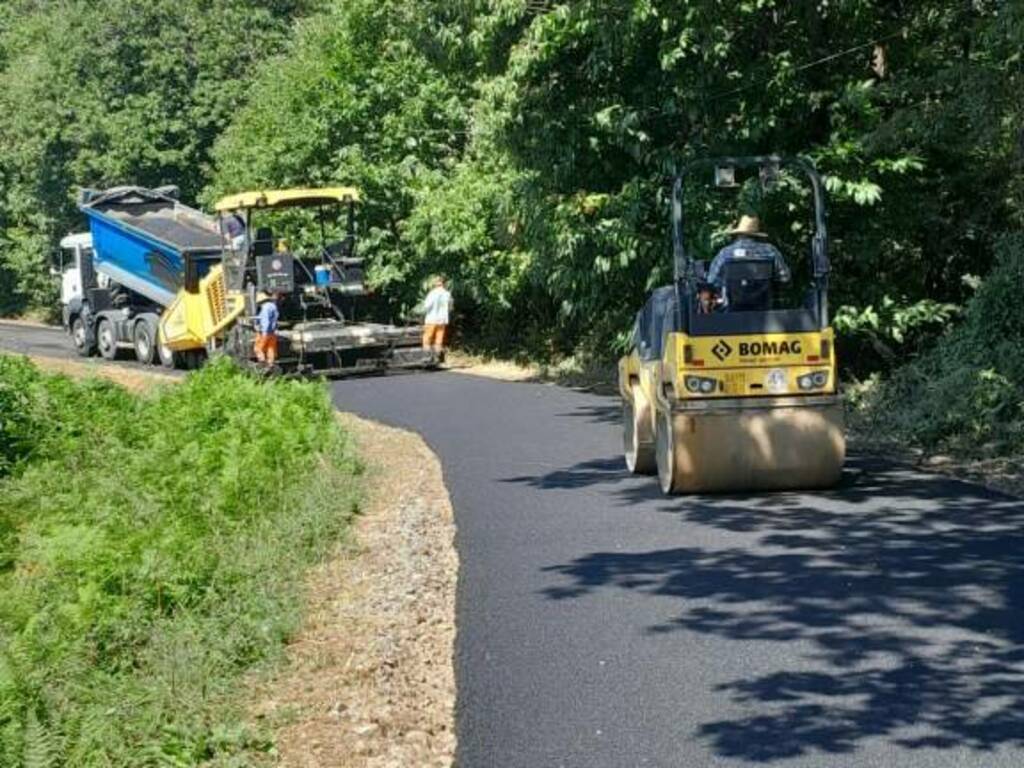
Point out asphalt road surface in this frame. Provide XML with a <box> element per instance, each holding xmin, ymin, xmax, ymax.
<box><xmin>0</xmin><ymin>320</ymin><xmax>81</xmax><ymax>360</ymax></box>
<box><xmin>334</xmin><ymin>375</ymin><xmax>1024</xmax><ymax>768</ymax></box>
<box><xmin>5</xmin><ymin>321</ymin><xmax>1024</xmax><ymax>766</ymax></box>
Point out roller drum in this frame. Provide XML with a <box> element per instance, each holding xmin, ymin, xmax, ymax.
<box><xmin>656</xmin><ymin>397</ymin><xmax>845</xmax><ymax>494</ymax></box>
<box><xmin>623</xmin><ymin>386</ymin><xmax>656</xmax><ymax>475</ymax></box>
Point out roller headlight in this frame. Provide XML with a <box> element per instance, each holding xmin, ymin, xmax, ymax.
<box><xmin>797</xmin><ymin>371</ymin><xmax>830</xmax><ymax>391</ymax></box>
<box><xmin>684</xmin><ymin>375</ymin><xmax>718</xmax><ymax>395</ymax></box>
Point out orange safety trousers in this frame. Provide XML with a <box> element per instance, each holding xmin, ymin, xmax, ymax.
<box><xmin>422</xmin><ymin>323</ymin><xmax>448</xmax><ymax>349</ymax></box>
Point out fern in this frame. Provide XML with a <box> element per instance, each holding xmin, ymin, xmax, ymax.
<box><xmin>0</xmin><ymin>358</ymin><xmax>360</xmax><ymax>764</ymax></box>
<box><xmin>22</xmin><ymin>709</ymin><xmax>57</xmax><ymax>768</ymax></box>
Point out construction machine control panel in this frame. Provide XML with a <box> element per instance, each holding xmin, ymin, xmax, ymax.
<box><xmin>256</xmin><ymin>254</ymin><xmax>295</xmax><ymax>294</ymax></box>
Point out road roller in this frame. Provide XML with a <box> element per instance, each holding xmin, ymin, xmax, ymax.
<box><xmin>618</xmin><ymin>155</ymin><xmax>845</xmax><ymax>493</ymax></box>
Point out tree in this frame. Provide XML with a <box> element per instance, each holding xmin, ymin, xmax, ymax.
<box><xmin>0</xmin><ymin>0</ymin><xmax>316</xmax><ymax>313</ymax></box>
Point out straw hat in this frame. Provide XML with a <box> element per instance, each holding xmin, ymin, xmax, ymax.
<box><xmin>726</xmin><ymin>215</ymin><xmax>767</xmax><ymax>238</ymax></box>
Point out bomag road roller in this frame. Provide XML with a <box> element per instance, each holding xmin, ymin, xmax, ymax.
<box><xmin>618</xmin><ymin>155</ymin><xmax>845</xmax><ymax>494</ymax></box>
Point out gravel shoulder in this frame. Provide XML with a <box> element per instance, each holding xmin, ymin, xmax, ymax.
<box><xmin>19</xmin><ymin>354</ymin><xmax>177</xmax><ymax>391</ymax></box>
<box><xmin>847</xmin><ymin>432</ymin><xmax>1024</xmax><ymax>498</ymax></box>
<box><xmin>255</xmin><ymin>412</ymin><xmax>457</xmax><ymax>767</ymax></box>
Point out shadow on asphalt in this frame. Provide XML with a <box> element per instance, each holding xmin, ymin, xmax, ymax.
<box><xmin>510</xmin><ymin>452</ymin><xmax>1024</xmax><ymax>761</ymax></box>
<box><xmin>552</xmin><ymin>403</ymin><xmax>622</xmax><ymax>426</ymax></box>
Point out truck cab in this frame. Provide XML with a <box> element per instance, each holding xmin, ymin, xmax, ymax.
<box><xmin>58</xmin><ymin>232</ymin><xmax>102</xmax><ymax>310</ymax></box>
<box><xmin>56</xmin><ymin>232</ymin><xmax>111</xmax><ymax>353</ymax></box>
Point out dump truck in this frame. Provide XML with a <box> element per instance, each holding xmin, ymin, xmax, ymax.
<box><xmin>618</xmin><ymin>155</ymin><xmax>845</xmax><ymax>494</ymax></box>
<box><xmin>61</xmin><ymin>185</ymin><xmax>223</xmax><ymax>367</ymax></box>
<box><xmin>60</xmin><ymin>185</ymin><xmax>434</xmax><ymax>374</ymax></box>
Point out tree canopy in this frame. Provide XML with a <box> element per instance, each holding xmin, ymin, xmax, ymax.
<box><xmin>0</xmin><ymin>0</ymin><xmax>318</xmax><ymax>310</ymax></box>
<box><xmin>0</xmin><ymin>0</ymin><xmax>1021</xmax><ymax>369</ymax></box>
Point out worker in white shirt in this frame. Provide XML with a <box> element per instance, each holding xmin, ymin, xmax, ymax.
<box><xmin>421</xmin><ymin>276</ymin><xmax>453</xmax><ymax>359</ymax></box>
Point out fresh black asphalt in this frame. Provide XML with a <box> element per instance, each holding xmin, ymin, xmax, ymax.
<box><xmin>4</xmin><ymin>321</ymin><xmax>1024</xmax><ymax>766</ymax></box>
<box><xmin>333</xmin><ymin>373</ymin><xmax>1024</xmax><ymax>768</ymax></box>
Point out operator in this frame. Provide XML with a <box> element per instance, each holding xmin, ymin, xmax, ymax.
<box><xmin>706</xmin><ymin>215</ymin><xmax>791</xmax><ymax>309</ymax></box>
<box><xmin>421</xmin><ymin>276</ymin><xmax>453</xmax><ymax>360</ymax></box>
<box><xmin>696</xmin><ymin>281</ymin><xmax>720</xmax><ymax>314</ymax></box>
<box><xmin>224</xmin><ymin>211</ymin><xmax>247</xmax><ymax>253</ymax></box>
<box><xmin>254</xmin><ymin>292</ymin><xmax>281</xmax><ymax>367</ymax></box>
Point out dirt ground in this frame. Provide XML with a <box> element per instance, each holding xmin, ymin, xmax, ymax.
<box><xmin>444</xmin><ymin>350</ymin><xmax>540</xmax><ymax>382</ymax></box>
<box><xmin>7</xmin><ymin>354</ymin><xmax>459</xmax><ymax>766</ymax></box>
<box><xmin>445</xmin><ymin>350</ymin><xmax>618</xmax><ymax>394</ymax></box>
<box><xmin>255</xmin><ymin>413</ymin><xmax>457</xmax><ymax>768</ymax></box>
<box><xmin>23</xmin><ymin>355</ymin><xmax>177</xmax><ymax>392</ymax></box>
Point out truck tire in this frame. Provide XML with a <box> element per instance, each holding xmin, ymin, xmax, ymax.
<box><xmin>158</xmin><ymin>341</ymin><xmax>179</xmax><ymax>369</ymax></box>
<box><xmin>133</xmin><ymin>318</ymin><xmax>158</xmax><ymax>365</ymax></box>
<box><xmin>71</xmin><ymin>316</ymin><xmax>93</xmax><ymax>357</ymax></box>
<box><xmin>96</xmin><ymin>318</ymin><xmax>120</xmax><ymax>361</ymax></box>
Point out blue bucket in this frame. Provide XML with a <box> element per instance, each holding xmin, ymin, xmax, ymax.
<box><xmin>314</xmin><ymin>265</ymin><xmax>332</xmax><ymax>286</ymax></box>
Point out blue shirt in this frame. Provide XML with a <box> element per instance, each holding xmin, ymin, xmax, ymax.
<box><xmin>707</xmin><ymin>237</ymin><xmax>791</xmax><ymax>307</ymax></box>
<box><xmin>257</xmin><ymin>301</ymin><xmax>279</xmax><ymax>334</ymax></box>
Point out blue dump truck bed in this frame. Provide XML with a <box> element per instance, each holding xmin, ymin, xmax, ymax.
<box><xmin>79</xmin><ymin>186</ymin><xmax>223</xmax><ymax>307</ymax></box>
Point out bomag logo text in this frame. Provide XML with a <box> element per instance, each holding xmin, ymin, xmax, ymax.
<box><xmin>738</xmin><ymin>340</ymin><xmax>802</xmax><ymax>356</ymax></box>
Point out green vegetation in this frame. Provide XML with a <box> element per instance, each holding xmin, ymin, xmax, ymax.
<box><xmin>202</xmin><ymin>0</ymin><xmax>1024</xmax><ymax>363</ymax></box>
<box><xmin>851</xmin><ymin>234</ymin><xmax>1024</xmax><ymax>456</ymax></box>
<box><xmin>2</xmin><ymin>0</ymin><xmax>1020</xmax><ymax>358</ymax></box>
<box><xmin>0</xmin><ymin>0</ymin><xmax>1021</xmax><ymax>459</ymax></box>
<box><xmin>0</xmin><ymin>0</ymin><xmax>320</xmax><ymax>311</ymax></box>
<box><xmin>0</xmin><ymin>357</ymin><xmax>360</xmax><ymax>766</ymax></box>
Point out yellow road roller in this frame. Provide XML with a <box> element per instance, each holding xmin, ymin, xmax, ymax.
<box><xmin>618</xmin><ymin>155</ymin><xmax>845</xmax><ymax>493</ymax></box>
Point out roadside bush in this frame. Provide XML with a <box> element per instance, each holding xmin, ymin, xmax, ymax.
<box><xmin>0</xmin><ymin>357</ymin><xmax>42</xmax><ymax>475</ymax></box>
<box><xmin>0</xmin><ymin>357</ymin><xmax>361</xmax><ymax>766</ymax></box>
<box><xmin>851</xmin><ymin>234</ymin><xmax>1024</xmax><ymax>455</ymax></box>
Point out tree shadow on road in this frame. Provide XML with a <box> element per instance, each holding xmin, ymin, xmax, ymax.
<box><xmin>502</xmin><ymin>456</ymin><xmax>664</xmax><ymax>498</ymax></box>
<box><xmin>531</xmin><ymin>456</ymin><xmax>1024</xmax><ymax>761</ymax></box>
<box><xmin>552</xmin><ymin>403</ymin><xmax>623</xmax><ymax>426</ymax></box>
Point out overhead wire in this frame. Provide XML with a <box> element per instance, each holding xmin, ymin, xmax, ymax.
<box><xmin>706</xmin><ymin>28</ymin><xmax>907</xmax><ymax>103</ymax></box>
<box><xmin>630</xmin><ymin>27</ymin><xmax>908</xmax><ymax>128</ymax></box>
<box><xmin>511</xmin><ymin>2</ymin><xmax>908</xmax><ymax>128</ymax></box>
<box><xmin>337</xmin><ymin>14</ymin><xmax>908</xmax><ymax>147</ymax></box>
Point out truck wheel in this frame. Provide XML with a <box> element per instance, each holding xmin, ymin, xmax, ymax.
<box><xmin>71</xmin><ymin>316</ymin><xmax>93</xmax><ymax>357</ymax></box>
<box><xmin>133</xmin><ymin>319</ymin><xmax>157</xmax><ymax>365</ymax></box>
<box><xmin>158</xmin><ymin>341</ymin><xmax>179</xmax><ymax>369</ymax></box>
<box><xmin>96</xmin><ymin>318</ymin><xmax>119</xmax><ymax>361</ymax></box>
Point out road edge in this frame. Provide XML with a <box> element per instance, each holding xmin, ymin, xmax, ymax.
<box><xmin>260</xmin><ymin>412</ymin><xmax>458</xmax><ymax>766</ymax></box>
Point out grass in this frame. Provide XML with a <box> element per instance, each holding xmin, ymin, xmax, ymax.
<box><xmin>0</xmin><ymin>356</ymin><xmax>361</xmax><ymax>767</ymax></box>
